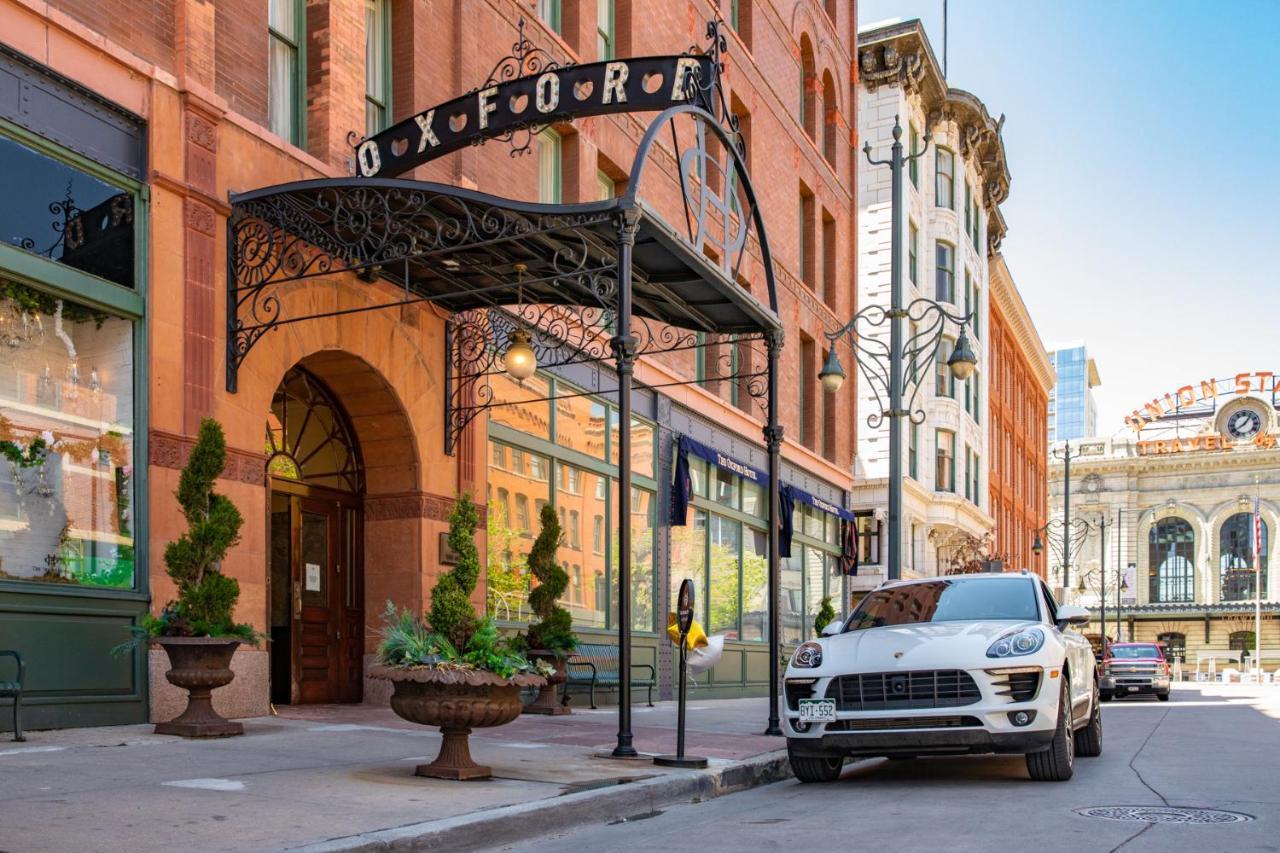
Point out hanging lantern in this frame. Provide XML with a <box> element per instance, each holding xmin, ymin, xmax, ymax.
<box><xmin>503</xmin><ymin>328</ymin><xmax>537</xmax><ymax>380</ymax></box>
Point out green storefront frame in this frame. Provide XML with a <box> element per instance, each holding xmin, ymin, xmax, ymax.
<box><xmin>0</xmin><ymin>118</ymin><xmax>150</xmax><ymax>732</ymax></box>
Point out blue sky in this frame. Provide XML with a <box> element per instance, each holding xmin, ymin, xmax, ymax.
<box><xmin>857</xmin><ymin>0</ymin><xmax>1280</xmax><ymax>435</ymax></box>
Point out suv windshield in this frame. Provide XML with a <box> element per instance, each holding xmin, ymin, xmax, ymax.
<box><xmin>846</xmin><ymin>578</ymin><xmax>1040</xmax><ymax>630</ymax></box>
<box><xmin>1110</xmin><ymin>645</ymin><xmax>1161</xmax><ymax>660</ymax></box>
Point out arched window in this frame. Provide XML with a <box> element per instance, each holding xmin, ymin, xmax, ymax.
<box><xmin>799</xmin><ymin>35</ymin><xmax>816</xmax><ymax>142</ymax></box>
<box><xmin>1149</xmin><ymin>517</ymin><xmax>1194</xmax><ymax>603</ymax></box>
<box><xmin>266</xmin><ymin>367</ymin><xmax>363</xmax><ymax>494</ymax></box>
<box><xmin>1229</xmin><ymin>630</ymin><xmax>1257</xmax><ymax>662</ymax></box>
<box><xmin>1219</xmin><ymin>511</ymin><xmax>1268</xmax><ymax>601</ymax></box>
<box><xmin>1157</xmin><ymin>632</ymin><xmax>1186</xmax><ymax>663</ymax></box>
<box><xmin>821</xmin><ymin>70</ymin><xmax>837</xmax><ymax>166</ymax></box>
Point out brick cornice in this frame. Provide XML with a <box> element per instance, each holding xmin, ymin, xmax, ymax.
<box><xmin>990</xmin><ymin>253</ymin><xmax>1054</xmax><ymax>393</ymax></box>
<box><xmin>149</xmin><ymin>429</ymin><xmax>266</xmax><ymax>485</ymax></box>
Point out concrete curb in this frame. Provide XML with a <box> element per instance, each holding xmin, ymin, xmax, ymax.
<box><xmin>289</xmin><ymin>750</ymin><xmax>793</xmax><ymax>852</ymax></box>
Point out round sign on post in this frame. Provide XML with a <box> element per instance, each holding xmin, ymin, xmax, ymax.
<box><xmin>677</xmin><ymin>578</ymin><xmax>694</xmax><ymax>636</ymax></box>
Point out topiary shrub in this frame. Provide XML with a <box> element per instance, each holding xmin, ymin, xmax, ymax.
<box><xmin>813</xmin><ymin>595</ymin><xmax>837</xmax><ymax>637</ymax></box>
<box><xmin>429</xmin><ymin>492</ymin><xmax>482</xmax><ymax>652</ymax></box>
<box><xmin>525</xmin><ymin>504</ymin><xmax>577</xmax><ymax>656</ymax></box>
<box><xmin>149</xmin><ymin>418</ymin><xmax>254</xmax><ymax>642</ymax></box>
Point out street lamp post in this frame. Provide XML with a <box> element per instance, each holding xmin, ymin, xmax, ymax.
<box><xmin>818</xmin><ymin>118</ymin><xmax>976</xmax><ymax>580</ymax></box>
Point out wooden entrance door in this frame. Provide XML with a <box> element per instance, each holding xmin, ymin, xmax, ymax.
<box><xmin>274</xmin><ymin>493</ymin><xmax>363</xmax><ymax>704</ymax></box>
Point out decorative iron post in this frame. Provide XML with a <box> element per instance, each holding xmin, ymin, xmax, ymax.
<box><xmin>819</xmin><ymin>119</ymin><xmax>975</xmax><ymax>581</ymax></box>
<box><xmin>764</xmin><ymin>328</ymin><xmax>784</xmax><ymax>737</ymax></box>
<box><xmin>612</xmin><ymin>208</ymin><xmax>641</xmax><ymax>758</ymax></box>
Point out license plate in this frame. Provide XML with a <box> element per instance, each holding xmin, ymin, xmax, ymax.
<box><xmin>798</xmin><ymin>698</ymin><xmax>837</xmax><ymax>723</ymax></box>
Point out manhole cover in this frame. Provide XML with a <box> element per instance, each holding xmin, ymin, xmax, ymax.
<box><xmin>1075</xmin><ymin>806</ymin><xmax>1253</xmax><ymax>825</ymax></box>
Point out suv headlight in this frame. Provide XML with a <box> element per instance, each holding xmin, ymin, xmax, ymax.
<box><xmin>792</xmin><ymin>641</ymin><xmax>823</xmax><ymax>668</ymax></box>
<box><xmin>987</xmin><ymin>627</ymin><xmax>1045</xmax><ymax>659</ymax></box>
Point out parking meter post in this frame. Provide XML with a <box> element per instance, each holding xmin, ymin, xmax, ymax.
<box><xmin>676</xmin><ymin>633</ymin><xmax>687</xmax><ymax>758</ymax></box>
<box><xmin>655</xmin><ymin>579</ymin><xmax>708</xmax><ymax>769</ymax></box>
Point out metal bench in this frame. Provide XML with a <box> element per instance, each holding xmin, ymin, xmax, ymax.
<box><xmin>564</xmin><ymin>643</ymin><xmax>655</xmax><ymax>709</ymax></box>
<box><xmin>0</xmin><ymin>650</ymin><xmax>25</xmax><ymax>742</ymax></box>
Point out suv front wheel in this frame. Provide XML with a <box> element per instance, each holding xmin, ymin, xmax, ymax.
<box><xmin>788</xmin><ymin>741</ymin><xmax>844</xmax><ymax>783</ymax></box>
<box><xmin>1026</xmin><ymin>680</ymin><xmax>1075</xmax><ymax>781</ymax></box>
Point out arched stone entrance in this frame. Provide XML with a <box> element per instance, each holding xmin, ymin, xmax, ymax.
<box><xmin>265</xmin><ymin>351</ymin><xmax>419</xmax><ymax>704</ymax></box>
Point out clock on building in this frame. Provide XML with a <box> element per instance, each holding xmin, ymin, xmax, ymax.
<box><xmin>1225</xmin><ymin>407</ymin><xmax>1263</xmax><ymax>440</ymax></box>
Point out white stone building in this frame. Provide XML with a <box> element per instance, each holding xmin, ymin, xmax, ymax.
<box><xmin>851</xmin><ymin>20</ymin><xmax>1010</xmax><ymax>587</ymax></box>
<box><xmin>1050</xmin><ymin>376</ymin><xmax>1280</xmax><ymax>673</ymax></box>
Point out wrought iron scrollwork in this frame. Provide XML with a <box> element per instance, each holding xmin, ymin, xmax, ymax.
<box><xmin>444</xmin><ymin>299</ymin><xmax>770</xmax><ymax>452</ymax></box>
<box><xmin>830</xmin><ymin>298</ymin><xmax>974</xmax><ymax>430</ymax></box>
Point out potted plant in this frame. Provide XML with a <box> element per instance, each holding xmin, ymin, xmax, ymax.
<box><xmin>369</xmin><ymin>493</ymin><xmax>548</xmax><ymax>780</ymax></box>
<box><xmin>144</xmin><ymin>418</ymin><xmax>256</xmax><ymax>737</ymax></box>
<box><xmin>813</xmin><ymin>595</ymin><xmax>837</xmax><ymax>635</ymax></box>
<box><xmin>520</xmin><ymin>504</ymin><xmax>578</xmax><ymax>715</ymax></box>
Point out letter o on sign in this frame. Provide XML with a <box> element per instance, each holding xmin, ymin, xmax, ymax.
<box><xmin>535</xmin><ymin>71</ymin><xmax>561</xmax><ymax>114</ymax></box>
<box><xmin>357</xmin><ymin>139</ymin><xmax>382</xmax><ymax>177</ymax></box>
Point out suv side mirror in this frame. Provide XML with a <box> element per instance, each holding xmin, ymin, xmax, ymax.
<box><xmin>821</xmin><ymin>619</ymin><xmax>843</xmax><ymax>637</ymax></box>
<box><xmin>1055</xmin><ymin>604</ymin><xmax>1090</xmax><ymax>630</ymax></box>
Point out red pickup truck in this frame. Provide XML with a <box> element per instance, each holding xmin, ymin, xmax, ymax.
<box><xmin>1100</xmin><ymin>643</ymin><xmax>1171</xmax><ymax>701</ymax></box>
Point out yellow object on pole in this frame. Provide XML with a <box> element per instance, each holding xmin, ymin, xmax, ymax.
<box><xmin>666</xmin><ymin>613</ymin><xmax>709</xmax><ymax>650</ymax></box>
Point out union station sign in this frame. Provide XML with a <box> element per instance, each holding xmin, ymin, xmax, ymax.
<box><xmin>1125</xmin><ymin>371</ymin><xmax>1278</xmax><ymax>433</ymax></box>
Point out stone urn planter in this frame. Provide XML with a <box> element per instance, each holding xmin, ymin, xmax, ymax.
<box><xmin>371</xmin><ymin>665</ymin><xmax>546</xmax><ymax>780</ymax></box>
<box><xmin>154</xmin><ymin>637</ymin><xmax>244</xmax><ymax>738</ymax></box>
<box><xmin>521</xmin><ymin>651</ymin><xmax>570</xmax><ymax>716</ymax></box>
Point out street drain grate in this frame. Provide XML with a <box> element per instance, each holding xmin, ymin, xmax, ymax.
<box><xmin>1075</xmin><ymin>806</ymin><xmax>1253</xmax><ymax>825</ymax></box>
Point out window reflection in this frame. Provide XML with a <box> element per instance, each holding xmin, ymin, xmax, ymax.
<box><xmin>0</xmin><ymin>288</ymin><xmax>134</xmax><ymax>587</ymax></box>
<box><xmin>0</xmin><ymin>135</ymin><xmax>135</xmax><ymax>288</ymax></box>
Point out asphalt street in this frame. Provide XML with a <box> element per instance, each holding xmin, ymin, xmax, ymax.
<box><xmin>504</xmin><ymin>683</ymin><xmax>1280</xmax><ymax>853</ymax></box>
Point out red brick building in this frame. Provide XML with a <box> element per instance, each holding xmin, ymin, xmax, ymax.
<box><xmin>0</xmin><ymin>0</ymin><xmax>861</xmax><ymax>728</ymax></box>
<box><xmin>988</xmin><ymin>253</ymin><xmax>1053</xmax><ymax>576</ymax></box>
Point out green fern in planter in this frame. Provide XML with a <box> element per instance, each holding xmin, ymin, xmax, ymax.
<box><xmin>525</xmin><ymin>504</ymin><xmax>577</xmax><ymax>656</ymax></box>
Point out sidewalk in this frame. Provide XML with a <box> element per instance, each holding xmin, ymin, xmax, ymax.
<box><xmin>0</xmin><ymin>697</ymin><xmax>790</xmax><ymax>852</ymax></box>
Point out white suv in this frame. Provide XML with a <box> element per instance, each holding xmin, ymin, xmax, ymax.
<box><xmin>783</xmin><ymin>573</ymin><xmax>1101</xmax><ymax>782</ymax></box>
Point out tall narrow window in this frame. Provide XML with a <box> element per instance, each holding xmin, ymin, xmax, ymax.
<box><xmin>964</xmin><ymin>180</ymin><xmax>972</xmax><ymax>235</ymax></box>
<box><xmin>971</xmin><ymin>281</ymin><xmax>982</xmax><ymax>339</ymax></box>
<box><xmin>821</xmin><ymin>71</ymin><xmax>837</xmax><ymax>166</ymax></box>
<box><xmin>935</xmin><ymin>241</ymin><xmax>955</xmax><ymax>302</ymax></box>
<box><xmin>908</xmin><ymin>220</ymin><xmax>918</xmax><ymax>285</ymax></box>
<box><xmin>964</xmin><ymin>447</ymin><xmax>972</xmax><ymax>500</ymax></box>
<box><xmin>909</xmin><ymin>421</ymin><xmax>919</xmax><ymax>479</ymax></box>
<box><xmin>800</xmin><ymin>335</ymin><xmax>816</xmax><ymax>449</ymax></box>
<box><xmin>538</xmin><ymin>0</ymin><xmax>562</xmax><ymax>33</ymax></box>
<box><xmin>537</xmin><ymin>129</ymin><xmax>562</xmax><ymax>204</ymax></box>
<box><xmin>268</xmin><ymin>0</ymin><xmax>303</xmax><ymax>145</ymax></box>
<box><xmin>798</xmin><ymin>184</ymin><xmax>815</xmax><ymax>289</ymax></box>
<box><xmin>1149</xmin><ymin>518</ymin><xmax>1194</xmax><ymax>603</ymax></box>
<box><xmin>729</xmin><ymin>0</ymin><xmax>751</xmax><ymax>48</ymax></box>
<box><xmin>365</xmin><ymin>0</ymin><xmax>391</xmax><ymax>136</ymax></box>
<box><xmin>908</xmin><ymin>122</ymin><xmax>920</xmax><ymax>187</ymax></box>
<box><xmin>935</xmin><ymin>147</ymin><xmax>954</xmax><ymax>209</ymax></box>
<box><xmin>935</xmin><ymin>337</ymin><xmax>954</xmax><ymax>398</ymax></box>
<box><xmin>596</xmin><ymin>0</ymin><xmax>615</xmax><ymax>60</ymax></box>
<box><xmin>799</xmin><ymin>35</ymin><xmax>816</xmax><ymax>141</ymax></box>
<box><xmin>935</xmin><ymin>429</ymin><xmax>955</xmax><ymax>493</ymax></box>
<box><xmin>822</xmin><ymin>209</ymin><xmax>836</xmax><ymax>307</ymax></box>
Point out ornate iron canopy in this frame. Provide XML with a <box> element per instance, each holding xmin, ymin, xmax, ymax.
<box><xmin>224</xmin><ymin>15</ymin><xmax>794</xmax><ymax>750</ymax></box>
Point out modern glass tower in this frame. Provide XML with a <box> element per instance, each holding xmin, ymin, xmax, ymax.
<box><xmin>1047</xmin><ymin>343</ymin><xmax>1100</xmax><ymax>440</ymax></box>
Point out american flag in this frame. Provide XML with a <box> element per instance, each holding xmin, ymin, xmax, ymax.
<box><xmin>1255</xmin><ymin>496</ymin><xmax>1263</xmax><ymax>572</ymax></box>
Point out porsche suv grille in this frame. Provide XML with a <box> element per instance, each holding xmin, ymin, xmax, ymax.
<box><xmin>824</xmin><ymin>670</ymin><xmax>981</xmax><ymax>711</ymax></box>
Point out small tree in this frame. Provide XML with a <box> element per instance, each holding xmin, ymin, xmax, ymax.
<box><xmin>813</xmin><ymin>595</ymin><xmax>837</xmax><ymax>636</ymax></box>
<box><xmin>158</xmin><ymin>418</ymin><xmax>251</xmax><ymax>639</ymax></box>
<box><xmin>526</xmin><ymin>504</ymin><xmax>576</xmax><ymax>654</ymax></box>
<box><xmin>429</xmin><ymin>492</ymin><xmax>482</xmax><ymax>651</ymax></box>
